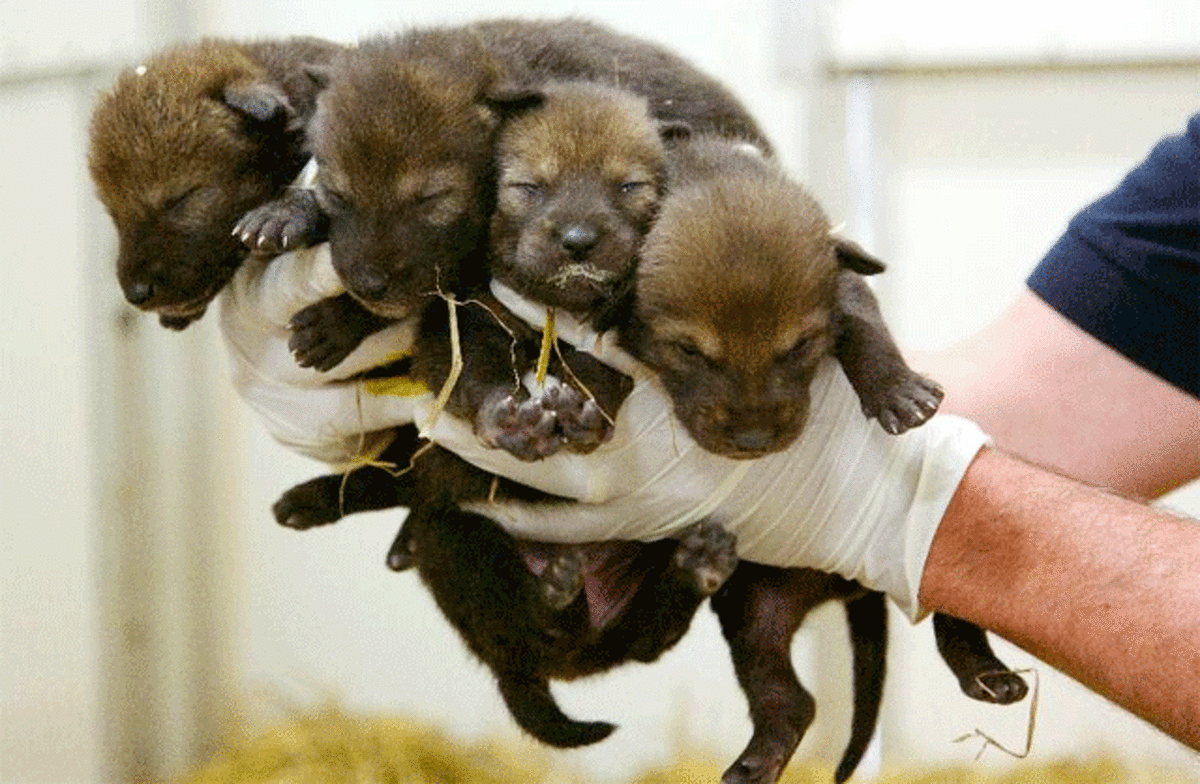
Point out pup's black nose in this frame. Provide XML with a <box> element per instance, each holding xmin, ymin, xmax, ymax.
<box><xmin>560</xmin><ymin>224</ymin><xmax>598</xmax><ymax>255</ymax></box>
<box><xmin>125</xmin><ymin>281</ymin><xmax>154</xmax><ymax>305</ymax></box>
<box><xmin>351</xmin><ymin>265</ymin><xmax>390</xmax><ymax>300</ymax></box>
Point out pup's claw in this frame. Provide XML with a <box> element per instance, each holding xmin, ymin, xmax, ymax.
<box><xmin>272</xmin><ymin>481</ymin><xmax>343</xmax><ymax>530</ymax></box>
<box><xmin>235</xmin><ymin>190</ymin><xmax>325</xmax><ymax>256</ymax></box>
<box><xmin>866</xmin><ymin>372</ymin><xmax>944</xmax><ymax>435</ymax></box>
<box><xmin>386</xmin><ymin>524</ymin><xmax>417</xmax><ymax>572</ymax></box>
<box><xmin>963</xmin><ymin>670</ymin><xmax>1029</xmax><ymax>705</ymax></box>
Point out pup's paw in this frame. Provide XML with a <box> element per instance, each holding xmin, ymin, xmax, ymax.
<box><xmin>158</xmin><ymin>312</ymin><xmax>203</xmax><ymax>330</ymax></box>
<box><xmin>288</xmin><ymin>295</ymin><xmax>386</xmax><ymax>371</ymax></box>
<box><xmin>233</xmin><ymin>189</ymin><xmax>324</xmax><ymax>256</ymax></box>
<box><xmin>478</xmin><ymin>392</ymin><xmax>562</xmax><ymax>461</ymax></box>
<box><xmin>867</xmin><ymin>372</ymin><xmax>944</xmax><ymax>435</ymax></box>
<box><xmin>961</xmin><ymin>669</ymin><xmax>1029</xmax><ymax>705</ymax></box>
<box><xmin>541</xmin><ymin>383</ymin><xmax>613</xmax><ymax>454</ymax></box>
<box><xmin>540</xmin><ymin>547</ymin><xmax>586</xmax><ymax>610</ymax></box>
<box><xmin>386</xmin><ymin>523</ymin><xmax>418</xmax><ymax>572</ymax></box>
<box><xmin>272</xmin><ymin>479</ymin><xmax>344</xmax><ymax>530</ymax></box>
<box><xmin>674</xmin><ymin>520</ymin><xmax>738</xmax><ymax>596</ymax></box>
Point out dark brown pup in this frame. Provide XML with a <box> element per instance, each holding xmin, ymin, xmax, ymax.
<box><xmin>622</xmin><ymin>132</ymin><xmax>1028</xmax><ymax>784</ymax></box>
<box><xmin>88</xmin><ymin>36</ymin><xmax>340</xmax><ymax>329</ymax></box>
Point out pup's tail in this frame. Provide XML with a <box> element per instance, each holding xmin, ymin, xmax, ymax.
<box><xmin>835</xmin><ymin>589</ymin><xmax>887</xmax><ymax>783</ymax></box>
<box><xmin>496</xmin><ymin>671</ymin><xmax>616</xmax><ymax>748</ymax></box>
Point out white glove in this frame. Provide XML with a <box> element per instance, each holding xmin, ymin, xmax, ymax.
<box><xmin>218</xmin><ymin>243</ymin><xmax>434</xmax><ymax>467</ymax></box>
<box><xmin>418</xmin><ymin>283</ymin><xmax>990</xmax><ymax>621</ymax></box>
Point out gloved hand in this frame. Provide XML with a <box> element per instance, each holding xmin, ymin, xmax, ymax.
<box><xmin>415</xmin><ymin>281</ymin><xmax>990</xmax><ymax>621</ymax></box>
<box><xmin>218</xmin><ymin>243</ymin><xmax>433</xmax><ymax>467</ymax></box>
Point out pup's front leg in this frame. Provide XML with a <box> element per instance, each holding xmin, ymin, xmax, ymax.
<box><xmin>287</xmin><ymin>292</ymin><xmax>394</xmax><ymax>371</ymax></box>
<box><xmin>834</xmin><ymin>272</ymin><xmax>944</xmax><ymax>434</ymax></box>
<box><xmin>234</xmin><ymin>188</ymin><xmax>328</xmax><ymax>255</ymax></box>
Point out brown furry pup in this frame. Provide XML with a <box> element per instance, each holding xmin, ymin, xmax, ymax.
<box><xmin>621</xmin><ymin>132</ymin><xmax>1028</xmax><ymax>784</ymax></box>
<box><xmin>415</xmin><ymin>80</ymin><xmax>674</xmax><ymax>459</ymax></box>
<box><xmin>624</xmin><ymin>135</ymin><xmax>945</xmax><ymax>453</ymax></box>
<box><xmin>88</xmin><ymin>36</ymin><xmax>340</xmax><ymax>329</ymax></box>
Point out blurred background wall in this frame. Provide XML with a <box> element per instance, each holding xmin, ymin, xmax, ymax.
<box><xmin>2</xmin><ymin>1</ymin><xmax>1198</xmax><ymax>782</ymax></box>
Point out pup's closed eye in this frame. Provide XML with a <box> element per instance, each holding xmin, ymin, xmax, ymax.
<box><xmin>505</xmin><ymin>181</ymin><xmax>545</xmax><ymax>200</ymax></box>
<box><xmin>667</xmin><ymin>338</ymin><xmax>719</xmax><ymax>368</ymax></box>
<box><xmin>162</xmin><ymin>186</ymin><xmax>200</xmax><ymax>217</ymax></box>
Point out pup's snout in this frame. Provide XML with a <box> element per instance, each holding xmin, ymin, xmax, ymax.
<box><xmin>124</xmin><ymin>280</ymin><xmax>155</xmax><ymax>306</ymax></box>
<box><xmin>349</xmin><ymin>265</ymin><xmax>390</xmax><ymax>301</ymax></box>
<box><xmin>560</xmin><ymin>224</ymin><xmax>599</xmax><ymax>256</ymax></box>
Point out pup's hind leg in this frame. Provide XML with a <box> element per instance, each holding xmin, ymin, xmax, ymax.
<box><xmin>933</xmin><ymin>612</ymin><xmax>1028</xmax><ymax>704</ymax></box>
<box><xmin>607</xmin><ymin>520</ymin><xmax>737</xmax><ymax>664</ymax></box>
<box><xmin>272</xmin><ymin>426</ymin><xmax>420</xmax><ymax>530</ymax></box>
<box><xmin>712</xmin><ymin>564</ymin><xmax>825</xmax><ymax>784</ymax></box>
<box><xmin>834</xmin><ymin>272</ymin><xmax>943</xmax><ymax>435</ymax></box>
<box><xmin>406</xmin><ymin>501</ymin><xmax>609</xmax><ymax>747</ymax></box>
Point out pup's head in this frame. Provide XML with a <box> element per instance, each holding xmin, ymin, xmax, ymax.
<box><xmin>88</xmin><ymin>40</ymin><xmax>307</xmax><ymax>329</ymax></box>
<box><xmin>632</xmin><ymin>162</ymin><xmax>883</xmax><ymax>458</ymax></box>
<box><xmin>310</xmin><ymin>35</ymin><xmax>536</xmax><ymax>319</ymax></box>
<box><xmin>489</xmin><ymin>82</ymin><xmax>673</xmax><ymax>319</ymax></box>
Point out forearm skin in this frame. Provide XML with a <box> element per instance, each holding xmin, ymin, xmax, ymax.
<box><xmin>920</xmin><ymin>447</ymin><xmax>1200</xmax><ymax>749</ymax></box>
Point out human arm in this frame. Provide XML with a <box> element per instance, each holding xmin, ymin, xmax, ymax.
<box><xmin>913</xmin><ymin>290</ymin><xmax>1200</xmax><ymax>500</ymax></box>
<box><xmin>912</xmin><ymin>112</ymin><xmax>1199</xmax><ymax>498</ymax></box>
<box><xmin>911</xmin><ymin>114</ymin><xmax>1200</xmax><ymax>747</ymax></box>
<box><xmin>920</xmin><ymin>446</ymin><xmax>1200</xmax><ymax>749</ymax></box>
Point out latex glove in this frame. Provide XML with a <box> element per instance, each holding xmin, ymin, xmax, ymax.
<box><xmin>218</xmin><ymin>243</ymin><xmax>434</xmax><ymax>467</ymax></box>
<box><xmin>417</xmin><ymin>283</ymin><xmax>990</xmax><ymax>621</ymax></box>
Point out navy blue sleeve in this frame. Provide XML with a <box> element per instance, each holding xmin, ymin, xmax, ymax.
<box><xmin>1027</xmin><ymin>114</ymin><xmax>1200</xmax><ymax>399</ymax></box>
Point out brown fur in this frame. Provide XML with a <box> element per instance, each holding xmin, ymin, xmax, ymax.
<box><xmin>271</xmin><ymin>81</ymin><xmax>889</xmax><ymax>780</ymax></box>
<box><xmin>402</xmin><ymin>89</ymin><xmax>893</xmax><ymax>784</ymax></box>
<box><xmin>398</xmin><ymin>83</ymin><xmax>737</xmax><ymax>751</ymax></box>
<box><xmin>272</xmin><ymin>83</ymin><xmax>739</xmax><ymax>755</ymax></box>
<box><xmin>88</xmin><ymin>37</ymin><xmax>340</xmax><ymax>328</ymax></box>
<box><xmin>413</xmin><ymin>81</ymin><xmax>668</xmax><ymax>458</ymax></box>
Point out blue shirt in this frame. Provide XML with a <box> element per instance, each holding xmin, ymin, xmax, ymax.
<box><xmin>1028</xmin><ymin>114</ymin><xmax>1200</xmax><ymax>399</ymax></box>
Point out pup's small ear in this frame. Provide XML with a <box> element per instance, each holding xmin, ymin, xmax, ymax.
<box><xmin>658</xmin><ymin>121</ymin><xmax>693</xmax><ymax>143</ymax></box>
<box><xmin>834</xmin><ymin>237</ymin><xmax>886</xmax><ymax>275</ymax></box>
<box><xmin>221</xmin><ymin>80</ymin><xmax>294</xmax><ymax>128</ymax></box>
<box><xmin>482</xmin><ymin>84</ymin><xmax>546</xmax><ymax>118</ymax></box>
